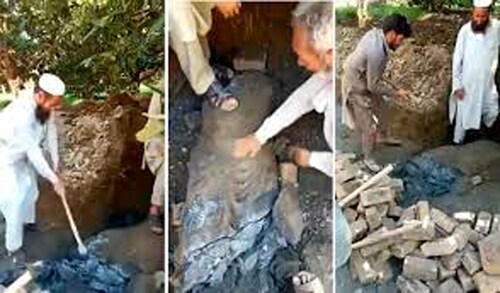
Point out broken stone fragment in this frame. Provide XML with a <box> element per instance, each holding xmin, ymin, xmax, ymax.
<box><xmin>403</xmin><ymin>201</ymin><xmax>435</xmax><ymax>241</ymax></box>
<box><xmin>475</xmin><ymin>211</ymin><xmax>492</xmax><ymax>235</ymax></box>
<box><xmin>388</xmin><ymin>205</ymin><xmax>404</xmax><ymax>219</ymax></box>
<box><xmin>360</xmin><ymin>186</ymin><xmax>395</xmax><ymax>207</ymax></box>
<box><xmin>381</xmin><ymin>217</ymin><xmax>397</xmax><ymax>230</ymax></box>
<box><xmin>441</xmin><ymin>251</ymin><xmax>465</xmax><ymax>271</ymax></box>
<box><xmin>421</xmin><ymin>236</ymin><xmax>459</xmax><ymax>257</ymax></box>
<box><xmin>403</xmin><ymin>256</ymin><xmax>438</xmax><ymax>281</ymax></box>
<box><xmin>473</xmin><ymin>271</ymin><xmax>500</xmax><ymax>293</ymax></box>
<box><xmin>360</xmin><ymin>239</ymin><xmax>394</xmax><ymax>257</ymax></box>
<box><xmin>461</xmin><ymin>251</ymin><xmax>482</xmax><ymax>276</ymax></box>
<box><xmin>457</xmin><ymin>268</ymin><xmax>475</xmax><ymax>292</ymax></box>
<box><xmin>468</xmin><ymin>228</ymin><xmax>484</xmax><ymax>246</ymax></box>
<box><xmin>439</xmin><ymin>262</ymin><xmax>456</xmax><ymax>281</ymax></box>
<box><xmin>350</xmin><ymin>250</ymin><xmax>378</xmax><ymax>284</ymax></box>
<box><xmin>491</xmin><ymin>214</ymin><xmax>500</xmax><ymax>234</ymax></box>
<box><xmin>336</xmin><ymin>165</ymin><xmax>358</xmax><ymax>185</ymax></box>
<box><xmin>453</xmin><ymin>224</ymin><xmax>472</xmax><ymax>250</ymax></box>
<box><xmin>437</xmin><ymin>278</ymin><xmax>464</xmax><ymax>293</ymax></box>
<box><xmin>336</xmin><ymin>179</ymin><xmax>362</xmax><ymax>200</ymax></box>
<box><xmin>344</xmin><ymin>208</ymin><xmax>358</xmax><ymax>223</ymax></box>
<box><xmin>478</xmin><ymin>232</ymin><xmax>500</xmax><ymax>275</ymax></box>
<box><xmin>453</xmin><ymin>212</ymin><xmax>476</xmax><ymax>224</ymax></box>
<box><xmin>350</xmin><ymin>219</ymin><xmax>368</xmax><ymax>242</ymax></box>
<box><xmin>398</xmin><ymin>205</ymin><xmax>416</xmax><ymax>226</ymax></box>
<box><xmin>471</xmin><ymin>175</ymin><xmax>483</xmax><ymax>186</ymax></box>
<box><xmin>365</xmin><ymin>206</ymin><xmax>383</xmax><ymax>231</ymax></box>
<box><xmin>431</xmin><ymin>208</ymin><xmax>458</xmax><ymax>234</ymax></box>
<box><xmin>391</xmin><ymin>240</ymin><xmax>420</xmax><ymax>259</ymax></box>
<box><xmin>397</xmin><ymin>275</ymin><xmax>431</xmax><ymax>293</ymax></box>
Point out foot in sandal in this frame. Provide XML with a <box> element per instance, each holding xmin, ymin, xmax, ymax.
<box><xmin>293</xmin><ymin>271</ymin><xmax>325</xmax><ymax>293</ymax></box>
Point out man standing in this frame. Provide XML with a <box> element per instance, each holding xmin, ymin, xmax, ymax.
<box><xmin>169</xmin><ymin>0</ymin><xmax>241</xmax><ymax>111</ymax></box>
<box><xmin>450</xmin><ymin>0</ymin><xmax>499</xmax><ymax>144</ymax></box>
<box><xmin>342</xmin><ymin>14</ymin><xmax>411</xmax><ymax>172</ymax></box>
<box><xmin>0</xmin><ymin>73</ymin><xmax>65</xmax><ymax>262</ymax></box>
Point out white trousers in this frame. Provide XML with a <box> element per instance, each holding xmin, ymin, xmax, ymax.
<box><xmin>169</xmin><ymin>2</ymin><xmax>215</xmax><ymax>95</ymax></box>
<box><xmin>0</xmin><ymin>161</ymin><xmax>38</xmax><ymax>252</ymax></box>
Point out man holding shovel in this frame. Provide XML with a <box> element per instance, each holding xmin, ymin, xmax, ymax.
<box><xmin>341</xmin><ymin>14</ymin><xmax>412</xmax><ymax>172</ymax></box>
<box><xmin>0</xmin><ymin>73</ymin><xmax>65</xmax><ymax>263</ymax></box>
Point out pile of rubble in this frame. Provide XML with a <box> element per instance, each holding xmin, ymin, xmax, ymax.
<box><xmin>336</xmin><ymin>153</ymin><xmax>500</xmax><ymax>292</ymax></box>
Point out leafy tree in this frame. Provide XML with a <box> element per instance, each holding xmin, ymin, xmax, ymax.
<box><xmin>0</xmin><ymin>0</ymin><xmax>164</xmax><ymax>99</ymax></box>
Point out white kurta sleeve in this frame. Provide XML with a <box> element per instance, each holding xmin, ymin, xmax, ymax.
<box><xmin>452</xmin><ymin>26</ymin><xmax>466</xmax><ymax>92</ymax></box>
<box><xmin>45</xmin><ymin>112</ymin><xmax>60</xmax><ymax>170</ymax></box>
<box><xmin>308</xmin><ymin>151</ymin><xmax>333</xmax><ymax>177</ymax></box>
<box><xmin>254</xmin><ymin>74</ymin><xmax>324</xmax><ymax>144</ymax></box>
<box><xmin>27</xmin><ymin>145</ymin><xmax>58</xmax><ymax>184</ymax></box>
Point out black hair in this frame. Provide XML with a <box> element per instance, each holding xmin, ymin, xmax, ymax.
<box><xmin>381</xmin><ymin>14</ymin><xmax>412</xmax><ymax>38</ymax></box>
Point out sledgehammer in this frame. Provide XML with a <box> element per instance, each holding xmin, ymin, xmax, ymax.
<box><xmin>59</xmin><ymin>190</ymin><xmax>88</xmax><ymax>255</ymax></box>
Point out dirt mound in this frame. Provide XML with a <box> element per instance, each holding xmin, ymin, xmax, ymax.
<box><xmin>37</xmin><ymin>94</ymin><xmax>154</xmax><ymax>236</ymax></box>
<box><xmin>385</xmin><ymin>43</ymin><xmax>451</xmax><ymax>112</ymax></box>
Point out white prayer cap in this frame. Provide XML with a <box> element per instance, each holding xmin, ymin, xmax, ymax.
<box><xmin>38</xmin><ymin>73</ymin><xmax>65</xmax><ymax>96</ymax></box>
<box><xmin>474</xmin><ymin>0</ymin><xmax>492</xmax><ymax>8</ymax></box>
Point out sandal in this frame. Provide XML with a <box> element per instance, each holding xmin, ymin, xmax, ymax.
<box><xmin>149</xmin><ymin>213</ymin><xmax>164</xmax><ymax>235</ymax></box>
<box><xmin>205</xmin><ymin>80</ymin><xmax>239</xmax><ymax>111</ymax></box>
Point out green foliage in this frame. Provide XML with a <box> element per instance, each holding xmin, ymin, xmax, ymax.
<box><xmin>336</xmin><ymin>5</ymin><xmax>426</xmax><ymax>23</ymax></box>
<box><xmin>369</xmin><ymin>5</ymin><xmax>426</xmax><ymax>20</ymax></box>
<box><xmin>0</xmin><ymin>0</ymin><xmax>164</xmax><ymax>99</ymax></box>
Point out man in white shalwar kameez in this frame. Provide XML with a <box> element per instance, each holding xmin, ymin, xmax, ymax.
<box><xmin>0</xmin><ymin>73</ymin><xmax>65</xmax><ymax>262</ymax></box>
<box><xmin>450</xmin><ymin>0</ymin><xmax>500</xmax><ymax>144</ymax></box>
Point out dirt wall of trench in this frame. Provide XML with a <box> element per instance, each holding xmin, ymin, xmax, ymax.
<box><xmin>36</xmin><ymin>95</ymin><xmax>155</xmax><ymax>237</ymax></box>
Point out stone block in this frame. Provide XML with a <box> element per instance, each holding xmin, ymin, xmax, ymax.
<box><xmin>441</xmin><ymin>251</ymin><xmax>464</xmax><ymax>271</ymax></box>
<box><xmin>403</xmin><ymin>256</ymin><xmax>438</xmax><ymax>281</ymax></box>
<box><xmin>366</xmin><ymin>206</ymin><xmax>383</xmax><ymax>231</ymax></box>
<box><xmin>453</xmin><ymin>212</ymin><xmax>476</xmax><ymax>224</ymax></box>
<box><xmin>439</xmin><ymin>262</ymin><xmax>456</xmax><ymax>281</ymax></box>
<box><xmin>478</xmin><ymin>232</ymin><xmax>500</xmax><ymax>275</ymax></box>
<box><xmin>388</xmin><ymin>205</ymin><xmax>404</xmax><ymax>219</ymax></box>
<box><xmin>431</xmin><ymin>208</ymin><xmax>458</xmax><ymax>234</ymax></box>
<box><xmin>475</xmin><ymin>211</ymin><xmax>493</xmax><ymax>235</ymax></box>
<box><xmin>350</xmin><ymin>250</ymin><xmax>377</xmax><ymax>284</ymax></box>
<box><xmin>473</xmin><ymin>271</ymin><xmax>500</xmax><ymax>293</ymax></box>
<box><xmin>457</xmin><ymin>268</ymin><xmax>475</xmax><ymax>292</ymax></box>
<box><xmin>344</xmin><ymin>207</ymin><xmax>358</xmax><ymax>223</ymax></box>
<box><xmin>462</xmin><ymin>251</ymin><xmax>482</xmax><ymax>275</ymax></box>
<box><xmin>491</xmin><ymin>214</ymin><xmax>500</xmax><ymax>234</ymax></box>
<box><xmin>360</xmin><ymin>186</ymin><xmax>395</xmax><ymax>207</ymax></box>
<box><xmin>391</xmin><ymin>240</ymin><xmax>421</xmax><ymax>259</ymax></box>
<box><xmin>350</xmin><ymin>218</ymin><xmax>368</xmax><ymax>242</ymax></box>
<box><xmin>421</xmin><ymin>236</ymin><xmax>459</xmax><ymax>257</ymax></box>
<box><xmin>437</xmin><ymin>278</ymin><xmax>464</xmax><ymax>293</ymax></box>
<box><xmin>397</xmin><ymin>276</ymin><xmax>431</xmax><ymax>293</ymax></box>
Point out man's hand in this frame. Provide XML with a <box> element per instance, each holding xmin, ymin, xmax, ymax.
<box><xmin>215</xmin><ymin>0</ymin><xmax>241</xmax><ymax>19</ymax></box>
<box><xmin>233</xmin><ymin>135</ymin><xmax>262</xmax><ymax>158</ymax></box>
<box><xmin>53</xmin><ymin>177</ymin><xmax>65</xmax><ymax>198</ymax></box>
<box><xmin>290</xmin><ymin>147</ymin><xmax>311</xmax><ymax>167</ymax></box>
<box><xmin>454</xmin><ymin>88</ymin><xmax>465</xmax><ymax>101</ymax></box>
<box><xmin>396</xmin><ymin>89</ymin><xmax>411</xmax><ymax>101</ymax></box>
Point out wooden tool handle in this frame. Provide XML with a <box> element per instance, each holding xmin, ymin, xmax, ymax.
<box><xmin>5</xmin><ymin>271</ymin><xmax>33</xmax><ymax>293</ymax></box>
<box><xmin>338</xmin><ymin>164</ymin><xmax>394</xmax><ymax>208</ymax></box>
<box><xmin>60</xmin><ymin>191</ymin><xmax>85</xmax><ymax>249</ymax></box>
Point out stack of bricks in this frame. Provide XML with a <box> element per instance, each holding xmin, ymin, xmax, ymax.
<box><xmin>336</xmin><ymin>152</ymin><xmax>500</xmax><ymax>293</ymax></box>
